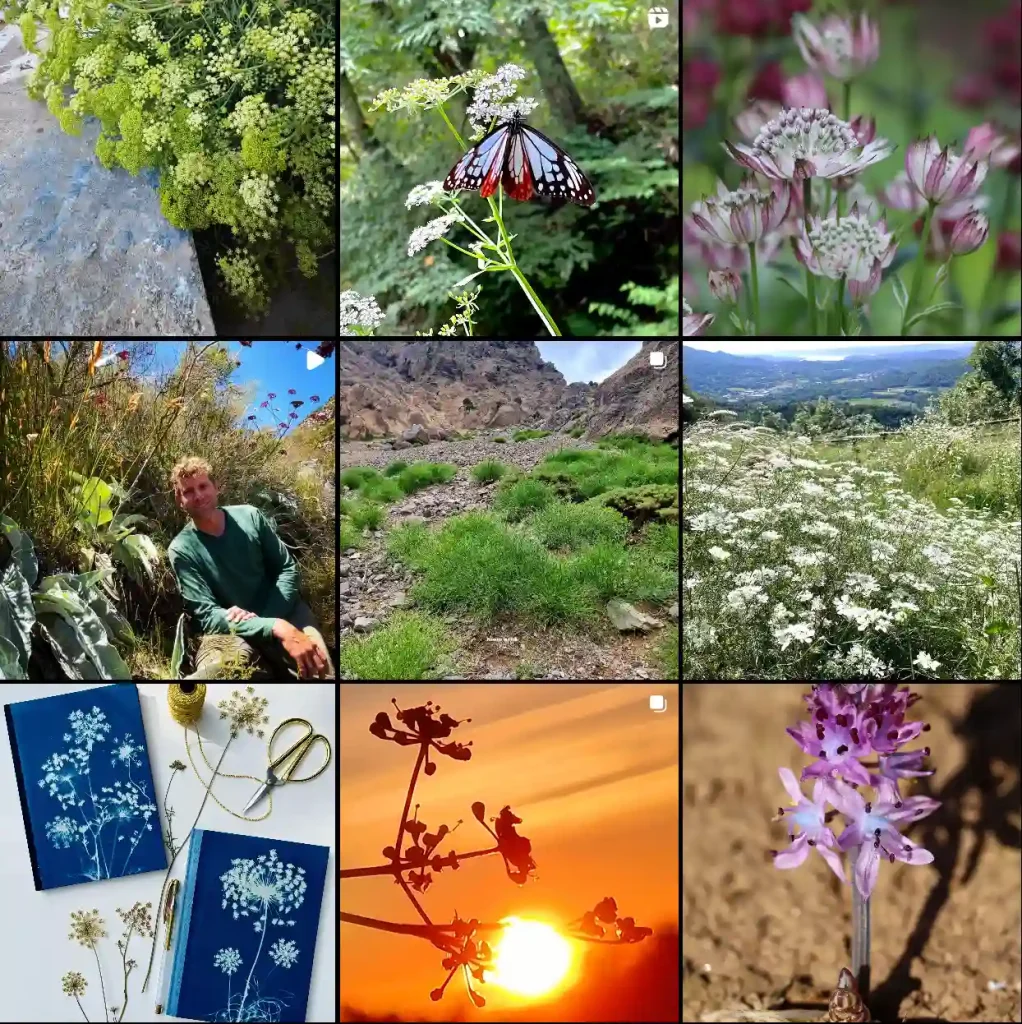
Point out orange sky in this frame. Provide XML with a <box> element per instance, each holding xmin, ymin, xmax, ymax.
<box><xmin>340</xmin><ymin>683</ymin><xmax>679</xmax><ymax>1021</ymax></box>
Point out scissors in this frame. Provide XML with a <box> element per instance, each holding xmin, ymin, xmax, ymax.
<box><xmin>243</xmin><ymin>717</ymin><xmax>332</xmax><ymax>814</ymax></box>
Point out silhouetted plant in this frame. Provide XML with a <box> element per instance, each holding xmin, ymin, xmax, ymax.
<box><xmin>340</xmin><ymin>697</ymin><xmax>652</xmax><ymax>1008</ymax></box>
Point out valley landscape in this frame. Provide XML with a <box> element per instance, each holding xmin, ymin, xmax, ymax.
<box><xmin>340</xmin><ymin>341</ymin><xmax>680</xmax><ymax>681</ymax></box>
<box><xmin>682</xmin><ymin>341</ymin><xmax>1022</xmax><ymax>681</ymax></box>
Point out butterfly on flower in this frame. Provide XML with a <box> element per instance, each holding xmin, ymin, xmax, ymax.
<box><xmin>442</xmin><ymin>111</ymin><xmax>596</xmax><ymax>207</ymax></box>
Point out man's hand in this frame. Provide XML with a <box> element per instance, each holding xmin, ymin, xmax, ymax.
<box><xmin>277</xmin><ymin>623</ymin><xmax>330</xmax><ymax>678</ymax></box>
<box><xmin>225</xmin><ymin>606</ymin><xmax>258</xmax><ymax>624</ymax></box>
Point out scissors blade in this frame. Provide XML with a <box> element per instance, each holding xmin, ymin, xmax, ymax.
<box><xmin>243</xmin><ymin>770</ymin><xmax>280</xmax><ymax>814</ymax></box>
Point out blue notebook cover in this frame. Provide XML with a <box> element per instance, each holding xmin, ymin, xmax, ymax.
<box><xmin>3</xmin><ymin>683</ymin><xmax>167</xmax><ymax>891</ymax></box>
<box><xmin>167</xmin><ymin>829</ymin><xmax>329</xmax><ymax>1023</ymax></box>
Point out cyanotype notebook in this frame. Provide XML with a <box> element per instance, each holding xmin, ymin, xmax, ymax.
<box><xmin>3</xmin><ymin>683</ymin><xmax>166</xmax><ymax>891</ymax></box>
<box><xmin>167</xmin><ymin>828</ymin><xmax>329</xmax><ymax>1023</ymax></box>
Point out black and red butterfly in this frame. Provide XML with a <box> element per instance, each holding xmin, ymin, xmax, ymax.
<box><xmin>443</xmin><ymin>111</ymin><xmax>596</xmax><ymax>206</ymax></box>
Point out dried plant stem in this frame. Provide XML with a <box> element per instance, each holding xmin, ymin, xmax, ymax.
<box><xmin>92</xmin><ymin>946</ymin><xmax>110</xmax><ymax>1024</ymax></box>
<box><xmin>849</xmin><ymin>845</ymin><xmax>871</xmax><ymax>1005</ymax></box>
<box><xmin>339</xmin><ymin>846</ymin><xmax>499</xmax><ymax>878</ymax></box>
<box><xmin>141</xmin><ymin>736</ymin><xmax>233</xmax><ymax>992</ymax></box>
<box><xmin>73</xmin><ymin>995</ymin><xmax>90</xmax><ymax>1022</ymax></box>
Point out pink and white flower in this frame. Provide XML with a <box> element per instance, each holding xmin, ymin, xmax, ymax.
<box><xmin>683</xmin><ymin>297</ymin><xmax>715</xmax><ymax>336</ymax></box>
<box><xmin>794</xmin><ymin>202</ymin><xmax>897</xmax><ymax>291</ymax></box>
<box><xmin>904</xmin><ymin>135</ymin><xmax>988</xmax><ymax>208</ymax></box>
<box><xmin>791</xmin><ymin>12</ymin><xmax>880</xmax><ymax>81</ymax></box>
<box><xmin>724</xmin><ymin>108</ymin><xmax>894</xmax><ymax>182</ymax></box>
<box><xmin>690</xmin><ymin>177</ymin><xmax>793</xmax><ymax>245</ymax></box>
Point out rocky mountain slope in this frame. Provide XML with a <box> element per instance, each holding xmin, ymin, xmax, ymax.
<box><xmin>340</xmin><ymin>341</ymin><xmax>678</xmax><ymax>441</ymax></box>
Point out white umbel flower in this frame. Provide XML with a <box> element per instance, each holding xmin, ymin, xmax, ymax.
<box><xmin>724</xmin><ymin>107</ymin><xmax>894</xmax><ymax>182</ymax></box>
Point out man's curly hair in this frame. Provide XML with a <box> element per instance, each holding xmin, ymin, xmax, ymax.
<box><xmin>170</xmin><ymin>456</ymin><xmax>217</xmax><ymax>497</ymax></box>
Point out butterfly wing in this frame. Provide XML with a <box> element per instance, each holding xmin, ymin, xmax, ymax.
<box><xmin>443</xmin><ymin>123</ymin><xmax>511</xmax><ymax>198</ymax></box>
<box><xmin>518</xmin><ymin>122</ymin><xmax>596</xmax><ymax>206</ymax></box>
<box><xmin>502</xmin><ymin>120</ymin><xmax>535</xmax><ymax>201</ymax></box>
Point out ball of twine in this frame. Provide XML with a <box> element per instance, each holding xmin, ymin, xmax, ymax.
<box><xmin>167</xmin><ymin>683</ymin><xmax>207</xmax><ymax>726</ymax></box>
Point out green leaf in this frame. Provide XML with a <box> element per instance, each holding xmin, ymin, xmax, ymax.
<box><xmin>777</xmin><ymin>276</ymin><xmax>807</xmax><ymax>302</ymax></box>
<box><xmin>984</xmin><ymin>620</ymin><xmax>1011</xmax><ymax>636</ymax></box>
<box><xmin>891</xmin><ymin>274</ymin><xmax>909</xmax><ymax>313</ymax></box>
<box><xmin>904</xmin><ymin>301</ymin><xmax>960</xmax><ymax>330</ymax></box>
<box><xmin>986</xmin><ymin>301</ymin><xmax>1022</xmax><ymax>327</ymax></box>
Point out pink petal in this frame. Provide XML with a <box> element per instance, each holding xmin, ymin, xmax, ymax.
<box><xmin>778</xmin><ymin>766</ymin><xmax>803</xmax><ymax>803</ymax></box>
<box><xmin>825</xmin><ymin>777</ymin><xmax>865</xmax><ymax>818</ymax></box>
<box><xmin>855</xmin><ymin>842</ymin><xmax>880</xmax><ymax>899</ymax></box>
<box><xmin>816</xmin><ymin>843</ymin><xmax>848</xmax><ymax>884</ymax></box>
<box><xmin>774</xmin><ymin>833</ymin><xmax>810</xmax><ymax>869</ymax></box>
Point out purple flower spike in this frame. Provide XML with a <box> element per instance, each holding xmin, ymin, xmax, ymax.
<box><xmin>770</xmin><ymin>767</ymin><xmax>847</xmax><ymax>884</ymax></box>
<box><xmin>787</xmin><ymin>688</ymin><xmax>875</xmax><ymax>786</ymax></box>
<box><xmin>827</xmin><ymin>779</ymin><xmax>937</xmax><ymax>900</ymax></box>
<box><xmin>869</xmin><ymin>748</ymin><xmax>935</xmax><ymax>806</ymax></box>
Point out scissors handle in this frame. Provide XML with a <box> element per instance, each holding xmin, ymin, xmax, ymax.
<box><xmin>268</xmin><ymin>717</ymin><xmax>332</xmax><ymax>783</ymax></box>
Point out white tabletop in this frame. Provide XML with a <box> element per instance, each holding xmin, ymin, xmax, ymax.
<box><xmin>0</xmin><ymin>683</ymin><xmax>336</xmax><ymax>1023</ymax></box>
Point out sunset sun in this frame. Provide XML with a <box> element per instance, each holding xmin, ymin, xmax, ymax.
<box><xmin>484</xmin><ymin>917</ymin><xmax>573</xmax><ymax>997</ymax></box>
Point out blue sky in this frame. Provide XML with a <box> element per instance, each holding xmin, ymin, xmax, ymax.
<box><xmin>102</xmin><ymin>341</ymin><xmax>334</xmax><ymax>430</ymax></box>
<box><xmin>682</xmin><ymin>341</ymin><xmax>972</xmax><ymax>359</ymax></box>
<box><xmin>537</xmin><ymin>341</ymin><xmax>643</xmax><ymax>382</ymax></box>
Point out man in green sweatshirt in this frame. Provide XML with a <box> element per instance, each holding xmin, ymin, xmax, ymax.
<box><xmin>168</xmin><ymin>458</ymin><xmax>332</xmax><ymax>679</ymax></box>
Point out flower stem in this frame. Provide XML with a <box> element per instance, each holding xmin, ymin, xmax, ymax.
<box><xmin>837</xmin><ymin>275</ymin><xmax>847</xmax><ymax>334</ymax></box>
<box><xmin>747</xmin><ymin>243</ymin><xmax>759</xmax><ymax>335</ymax></box>
<box><xmin>339</xmin><ymin>845</ymin><xmax>499</xmax><ymax>878</ymax></box>
<box><xmin>803</xmin><ymin>178</ymin><xmax>818</xmax><ymax>335</ymax></box>
<box><xmin>92</xmin><ymin>944</ymin><xmax>110</xmax><ymax>1024</ymax></box>
<box><xmin>849</xmin><ymin>846</ymin><xmax>871</xmax><ymax>1006</ymax></box>
<box><xmin>838</xmin><ymin>80</ymin><xmax>852</xmax><ymax>223</ymax></box>
<box><xmin>902</xmin><ymin>200</ymin><xmax>935</xmax><ymax>334</ymax></box>
<box><xmin>74</xmin><ymin>995</ymin><xmax>90</xmax><ymax>1023</ymax></box>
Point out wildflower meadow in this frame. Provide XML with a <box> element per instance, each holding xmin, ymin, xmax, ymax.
<box><xmin>682</xmin><ymin>406</ymin><xmax>1021</xmax><ymax>679</ymax></box>
<box><xmin>683</xmin><ymin>0</ymin><xmax>1022</xmax><ymax>336</ymax></box>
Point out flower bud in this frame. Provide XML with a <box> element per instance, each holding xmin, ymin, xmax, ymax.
<box><xmin>949</xmin><ymin>210</ymin><xmax>989</xmax><ymax>255</ymax></box>
<box><xmin>708</xmin><ymin>269</ymin><xmax>743</xmax><ymax>304</ymax></box>
<box><xmin>783</xmin><ymin>72</ymin><xmax>829</xmax><ymax>110</ymax></box>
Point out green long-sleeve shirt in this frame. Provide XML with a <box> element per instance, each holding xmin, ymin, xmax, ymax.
<box><xmin>168</xmin><ymin>504</ymin><xmax>300</xmax><ymax>641</ymax></box>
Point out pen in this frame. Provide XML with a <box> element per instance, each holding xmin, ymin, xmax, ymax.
<box><xmin>155</xmin><ymin>879</ymin><xmax>181</xmax><ymax>1015</ymax></box>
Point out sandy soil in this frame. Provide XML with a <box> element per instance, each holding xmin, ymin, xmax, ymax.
<box><xmin>682</xmin><ymin>684</ymin><xmax>1021</xmax><ymax>1023</ymax></box>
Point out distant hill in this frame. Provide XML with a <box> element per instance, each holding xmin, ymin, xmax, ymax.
<box><xmin>682</xmin><ymin>344</ymin><xmax>975</xmax><ymax>407</ymax></box>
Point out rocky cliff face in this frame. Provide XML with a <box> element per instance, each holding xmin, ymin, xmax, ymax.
<box><xmin>340</xmin><ymin>341</ymin><xmax>589</xmax><ymax>439</ymax></box>
<box><xmin>339</xmin><ymin>341</ymin><xmax>677</xmax><ymax>441</ymax></box>
<box><xmin>587</xmin><ymin>341</ymin><xmax>679</xmax><ymax>442</ymax></box>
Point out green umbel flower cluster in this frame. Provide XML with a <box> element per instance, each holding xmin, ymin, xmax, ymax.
<box><xmin>8</xmin><ymin>0</ymin><xmax>335</xmax><ymax>312</ymax></box>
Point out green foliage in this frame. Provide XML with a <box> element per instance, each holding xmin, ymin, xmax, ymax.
<box><xmin>383</xmin><ymin>460</ymin><xmax>409</xmax><ymax>476</ymax></box>
<box><xmin>585</xmin><ymin>483</ymin><xmax>679</xmax><ymax>528</ymax></box>
<box><xmin>349</xmin><ymin>500</ymin><xmax>385</xmax><ymax>530</ymax></box>
<box><xmin>340</xmin><ymin>466</ymin><xmax>382</xmax><ymax>490</ymax></box>
<box><xmin>493</xmin><ymin>477</ymin><xmax>557</xmax><ymax>522</ymax></box>
<box><xmin>6</xmin><ymin>0</ymin><xmax>336</xmax><ymax>313</ymax></box>
<box><xmin>586</xmin><ymin>276</ymin><xmax>679</xmax><ymax>336</ymax></box>
<box><xmin>493</xmin><ymin>436</ymin><xmax>507</xmax><ymax>443</ymax></box>
<box><xmin>511</xmin><ymin>429</ymin><xmax>553</xmax><ymax>441</ymax></box>
<box><xmin>471</xmin><ymin>459</ymin><xmax>508</xmax><ymax>483</ymax></box>
<box><xmin>339</xmin><ymin>610</ymin><xmax>458</xmax><ymax>680</ymax></box>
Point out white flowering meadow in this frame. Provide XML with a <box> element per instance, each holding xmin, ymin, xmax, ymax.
<box><xmin>682</xmin><ymin>416</ymin><xmax>1021</xmax><ymax>680</ymax></box>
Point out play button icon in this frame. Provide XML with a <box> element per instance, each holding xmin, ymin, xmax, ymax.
<box><xmin>307</xmin><ymin>350</ymin><xmax>325</xmax><ymax>370</ymax></box>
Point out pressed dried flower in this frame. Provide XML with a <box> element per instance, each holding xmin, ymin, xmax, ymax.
<box><xmin>169</xmin><ymin>759</ymin><xmax>187</xmax><ymax>771</ymax></box>
<box><xmin>217</xmin><ymin>686</ymin><xmax>270</xmax><ymax>738</ymax></box>
<box><xmin>62</xmin><ymin>971</ymin><xmax>88</xmax><ymax>997</ymax></box>
<box><xmin>69</xmin><ymin>908</ymin><xmax>107</xmax><ymax>947</ymax></box>
<box><xmin>116</xmin><ymin>901</ymin><xmax>155</xmax><ymax>938</ymax></box>
<box><xmin>724</xmin><ymin>107</ymin><xmax>894</xmax><ymax>182</ymax></box>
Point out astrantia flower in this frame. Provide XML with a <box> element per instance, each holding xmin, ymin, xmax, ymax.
<box><xmin>724</xmin><ymin>107</ymin><xmax>894</xmax><ymax>182</ymax></box>
<box><xmin>683</xmin><ymin>297</ymin><xmax>715</xmax><ymax>336</ymax></box>
<box><xmin>947</xmin><ymin>210</ymin><xmax>990</xmax><ymax>255</ymax></box>
<box><xmin>794</xmin><ymin>203</ymin><xmax>896</xmax><ymax>297</ymax></box>
<box><xmin>770</xmin><ymin>767</ymin><xmax>846</xmax><ymax>883</ymax></box>
<box><xmin>905</xmin><ymin>135</ymin><xmax>988</xmax><ymax>207</ymax></box>
<box><xmin>690</xmin><ymin>177</ymin><xmax>792</xmax><ymax>245</ymax></box>
<box><xmin>964</xmin><ymin>122</ymin><xmax>1022</xmax><ymax>168</ymax></box>
<box><xmin>792</xmin><ymin>12</ymin><xmax>880</xmax><ymax>81</ymax></box>
<box><xmin>708</xmin><ymin>269</ymin><xmax>742</xmax><ymax>303</ymax></box>
<box><xmin>827</xmin><ymin>778</ymin><xmax>938</xmax><ymax>900</ymax></box>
